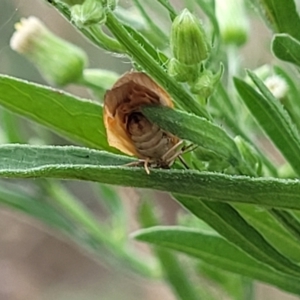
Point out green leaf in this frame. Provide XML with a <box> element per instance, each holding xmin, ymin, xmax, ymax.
<box><xmin>212</xmin><ymin>84</ymin><xmax>278</xmax><ymax>176</ymax></box>
<box><xmin>234</xmin><ymin>72</ymin><xmax>300</xmax><ymax>176</ymax></box>
<box><xmin>273</xmin><ymin>65</ymin><xmax>300</xmax><ymax>129</ymax></box>
<box><xmin>270</xmin><ymin>209</ymin><xmax>300</xmax><ymax>245</ymax></box>
<box><xmin>0</xmin><ymin>74</ymin><xmax>110</xmax><ymax>150</ymax></box>
<box><xmin>174</xmin><ymin>196</ymin><xmax>300</xmax><ymax>278</ymax></box>
<box><xmin>254</xmin><ymin>0</ymin><xmax>300</xmax><ymax>41</ymax></box>
<box><xmin>3</xmin><ymin>144</ymin><xmax>300</xmax><ymax>210</ymax></box>
<box><xmin>235</xmin><ymin>204</ymin><xmax>300</xmax><ymax>263</ymax></box>
<box><xmin>272</xmin><ymin>33</ymin><xmax>300</xmax><ymax>67</ymax></box>
<box><xmin>3</xmin><ymin>144</ymin><xmax>300</xmax><ymax>277</ymax></box>
<box><xmin>142</xmin><ymin>106</ymin><xmax>241</xmax><ymax>167</ymax></box>
<box><xmin>133</xmin><ymin>226</ymin><xmax>300</xmax><ymax>296</ymax></box>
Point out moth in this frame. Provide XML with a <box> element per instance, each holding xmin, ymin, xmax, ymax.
<box><xmin>103</xmin><ymin>71</ymin><xmax>186</xmax><ymax>174</ymax></box>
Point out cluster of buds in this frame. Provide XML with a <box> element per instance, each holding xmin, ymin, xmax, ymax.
<box><xmin>168</xmin><ymin>9</ymin><xmax>221</xmax><ymax>100</ymax></box>
<box><xmin>70</xmin><ymin>0</ymin><xmax>107</xmax><ymax>28</ymax></box>
<box><xmin>60</xmin><ymin>0</ymin><xmax>118</xmax><ymax>28</ymax></box>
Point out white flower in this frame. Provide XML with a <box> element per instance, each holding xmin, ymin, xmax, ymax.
<box><xmin>264</xmin><ymin>75</ymin><xmax>288</xmax><ymax>100</ymax></box>
<box><xmin>10</xmin><ymin>16</ymin><xmax>88</xmax><ymax>86</ymax></box>
<box><xmin>10</xmin><ymin>16</ymin><xmax>47</xmax><ymax>54</ymax></box>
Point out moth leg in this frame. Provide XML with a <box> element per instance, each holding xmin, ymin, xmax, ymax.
<box><xmin>161</xmin><ymin>140</ymin><xmax>184</xmax><ymax>161</ymax></box>
<box><xmin>123</xmin><ymin>158</ymin><xmax>151</xmax><ymax>174</ymax></box>
<box><xmin>124</xmin><ymin>159</ymin><xmax>144</xmax><ymax>167</ymax></box>
<box><xmin>166</xmin><ymin>143</ymin><xmax>198</xmax><ymax>168</ymax></box>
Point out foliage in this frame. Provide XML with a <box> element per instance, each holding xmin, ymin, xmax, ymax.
<box><xmin>1</xmin><ymin>0</ymin><xmax>300</xmax><ymax>299</ymax></box>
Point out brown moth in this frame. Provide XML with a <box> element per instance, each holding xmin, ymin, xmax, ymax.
<box><xmin>103</xmin><ymin>71</ymin><xmax>183</xmax><ymax>173</ymax></box>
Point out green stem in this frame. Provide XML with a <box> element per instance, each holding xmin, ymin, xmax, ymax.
<box><xmin>105</xmin><ymin>11</ymin><xmax>210</xmax><ymax>119</ymax></box>
<box><xmin>155</xmin><ymin>0</ymin><xmax>177</xmax><ymax>20</ymax></box>
<box><xmin>139</xmin><ymin>200</ymin><xmax>200</xmax><ymax>300</ymax></box>
<box><xmin>85</xmin><ymin>25</ymin><xmax>126</xmax><ymax>53</ymax></box>
<box><xmin>157</xmin><ymin>249</ymin><xmax>201</xmax><ymax>300</ymax></box>
<box><xmin>76</xmin><ymin>76</ymin><xmax>106</xmax><ymax>93</ymax></box>
<box><xmin>46</xmin><ymin>181</ymin><xmax>159</xmax><ymax>278</ymax></box>
<box><xmin>132</xmin><ymin>0</ymin><xmax>168</xmax><ymax>42</ymax></box>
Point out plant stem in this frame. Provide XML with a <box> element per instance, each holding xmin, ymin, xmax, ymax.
<box><xmin>132</xmin><ymin>0</ymin><xmax>168</xmax><ymax>42</ymax></box>
<box><xmin>46</xmin><ymin>181</ymin><xmax>159</xmax><ymax>278</ymax></box>
<box><xmin>155</xmin><ymin>0</ymin><xmax>178</xmax><ymax>20</ymax></box>
<box><xmin>86</xmin><ymin>25</ymin><xmax>126</xmax><ymax>53</ymax></box>
<box><xmin>139</xmin><ymin>200</ymin><xmax>200</xmax><ymax>300</ymax></box>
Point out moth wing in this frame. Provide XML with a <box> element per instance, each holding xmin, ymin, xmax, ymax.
<box><xmin>112</xmin><ymin>72</ymin><xmax>174</xmax><ymax>108</ymax></box>
<box><xmin>103</xmin><ymin>97</ymin><xmax>139</xmax><ymax>157</ymax></box>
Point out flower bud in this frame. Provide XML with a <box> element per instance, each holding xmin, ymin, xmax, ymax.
<box><xmin>71</xmin><ymin>0</ymin><xmax>106</xmax><ymax>28</ymax></box>
<box><xmin>10</xmin><ymin>16</ymin><xmax>88</xmax><ymax>86</ymax></box>
<box><xmin>168</xmin><ymin>58</ymin><xmax>200</xmax><ymax>82</ymax></box>
<box><xmin>215</xmin><ymin>0</ymin><xmax>249</xmax><ymax>46</ymax></box>
<box><xmin>170</xmin><ymin>9</ymin><xmax>210</xmax><ymax>65</ymax></box>
<box><xmin>190</xmin><ymin>64</ymin><xmax>223</xmax><ymax>99</ymax></box>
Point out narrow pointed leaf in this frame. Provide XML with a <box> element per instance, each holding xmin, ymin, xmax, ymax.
<box><xmin>3</xmin><ymin>145</ymin><xmax>300</xmax><ymax>210</ymax></box>
<box><xmin>235</xmin><ymin>204</ymin><xmax>300</xmax><ymax>263</ymax></box>
<box><xmin>254</xmin><ymin>0</ymin><xmax>300</xmax><ymax>41</ymax></box>
<box><xmin>174</xmin><ymin>196</ymin><xmax>300</xmax><ymax>278</ymax></box>
<box><xmin>234</xmin><ymin>73</ymin><xmax>300</xmax><ymax>175</ymax></box>
<box><xmin>134</xmin><ymin>227</ymin><xmax>300</xmax><ymax>295</ymax></box>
